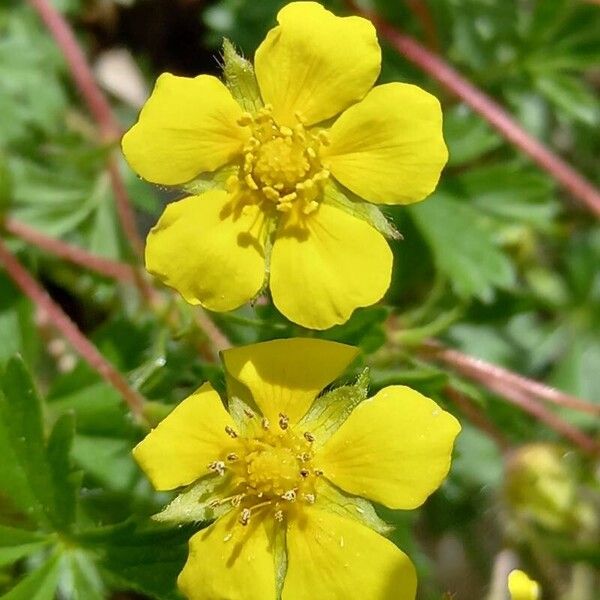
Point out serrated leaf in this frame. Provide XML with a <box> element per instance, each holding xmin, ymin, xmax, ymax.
<box><xmin>2</xmin><ymin>554</ymin><xmax>62</xmax><ymax>600</ymax></box>
<box><xmin>410</xmin><ymin>192</ymin><xmax>515</xmax><ymax>302</ymax></box>
<box><xmin>0</xmin><ymin>525</ymin><xmax>49</xmax><ymax>567</ymax></box>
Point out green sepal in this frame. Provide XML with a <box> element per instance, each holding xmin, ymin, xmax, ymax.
<box><xmin>318</xmin><ymin>480</ymin><xmax>393</xmax><ymax>536</ymax></box>
<box><xmin>323</xmin><ymin>181</ymin><xmax>402</xmax><ymax>241</ymax></box>
<box><xmin>300</xmin><ymin>368</ymin><xmax>369</xmax><ymax>447</ymax></box>
<box><xmin>222</xmin><ymin>38</ymin><xmax>262</xmax><ymax>112</ymax></box>
<box><xmin>152</xmin><ymin>475</ymin><xmax>231</xmax><ymax>524</ymax></box>
<box><xmin>180</xmin><ymin>164</ymin><xmax>237</xmax><ymax>196</ymax></box>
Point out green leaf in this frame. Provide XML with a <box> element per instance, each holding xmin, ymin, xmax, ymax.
<box><xmin>98</xmin><ymin>522</ymin><xmax>194</xmax><ymax>600</ymax></box>
<box><xmin>535</xmin><ymin>74</ymin><xmax>600</xmax><ymax>125</ymax></box>
<box><xmin>60</xmin><ymin>549</ymin><xmax>105</xmax><ymax>600</ymax></box>
<box><xmin>410</xmin><ymin>192</ymin><xmax>515</xmax><ymax>302</ymax></box>
<box><xmin>0</xmin><ymin>525</ymin><xmax>48</xmax><ymax>567</ymax></box>
<box><xmin>2</xmin><ymin>554</ymin><xmax>62</xmax><ymax>600</ymax></box>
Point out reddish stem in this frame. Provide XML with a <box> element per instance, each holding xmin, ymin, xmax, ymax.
<box><xmin>445</xmin><ymin>386</ymin><xmax>510</xmax><ymax>452</ymax></box>
<box><xmin>4</xmin><ymin>217</ymin><xmax>135</xmax><ymax>281</ymax></box>
<box><xmin>347</xmin><ymin>2</ymin><xmax>600</xmax><ymax>217</ymax></box>
<box><xmin>425</xmin><ymin>340</ymin><xmax>600</xmax><ymax>416</ymax></box>
<box><xmin>0</xmin><ymin>238</ymin><xmax>146</xmax><ymax>422</ymax></box>
<box><xmin>28</xmin><ymin>0</ymin><xmax>145</xmax><ymax>254</ymax></box>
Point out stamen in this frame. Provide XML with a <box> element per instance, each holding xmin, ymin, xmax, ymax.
<box><xmin>261</xmin><ymin>417</ymin><xmax>270</xmax><ymax>430</ymax></box>
<box><xmin>243</xmin><ymin>408</ymin><xmax>255</xmax><ymax>419</ymax></box>
<box><xmin>225</xmin><ymin>425</ymin><xmax>238</xmax><ymax>439</ymax></box>
<box><xmin>314</xmin><ymin>469</ymin><xmax>323</xmax><ymax>477</ymax></box>
<box><xmin>303</xmin><ymin>493</ymin><xmax>316</xmax><ymax>504</ymax></box>
<box><xmin>226</xmin><ymin>453</ymin><xmax>239</xmax><ymax>462</ymax></box>
<box><xmin>239</xmin><ymin>508</ymin><xmax>251</xmax><ymax>526</ymax></box>
<box><xmin>281</xmin><ymin>490</ymin><xmax>297</xmax><ymax>502</ymax></box>
<box><xmin>278</xmin><ymin>413</ymin><xmax>289</xmax><ymax>430</ymax></box>
<box><xmin>300</xmin><ymin>468</ymin><xmax>309</xmax><ymax>478</ymax></box>
<box><xmin>208</xmin><ymin>460</ymin><xmax>226</xmax><ymax>476</ymax></box>
<box><xmin>304</xmin><ymin>431</ymin><xmax>315</xmax><ymax>443</ymax></box>
<box><xmin>274</xmin><ymin>509</ymin><xmax>284</xmax><ymax>522</ymax></box>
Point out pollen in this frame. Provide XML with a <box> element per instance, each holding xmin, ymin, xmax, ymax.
<box><xmin>205</xmin><ymin>411</ymin><xmax>321</xmax><ymax>532</ymax></box>
<box><xmin>233</xmin><ymin>106</ymin><xmax>331</xmax><ymax>217</ymax></box>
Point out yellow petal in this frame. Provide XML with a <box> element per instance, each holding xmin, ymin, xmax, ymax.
<box><xmin>325</xmin><ymin>83</ymin><xmax>447</xmax><ymax>205</ymax></box>
<box><xmin>145</xmin><ymin>190</ymin><xmax>266</xmax><ymax>312</ymax></box>
<box><xmin>316</xmin><ymin>386</ymin><xmax>461</xmax><ymax>509</ymax></box>
<box><xmin>122</xmin><ymin>74</ymin><xmax>247</xmax><ymax>185</ymax></box>
<box><xmin>222</xmin><ymin>338</ymin><xmax>358</xmax><ymax>425</ymax></box>
<box><xmin>508</xmin><ymin>570</ymin><xmax>541</xmax><ymax>600</ymax></box>
<box><xmin>133</xmin><ymin>383</ymin><xmax>234</xmax><ymax>491</ymax></box>
<box><xmin>283</xmin><ymin>507</ymin><xmax>416</xmax><ymax>600</ymax></box>
<box><xmin>270</xmin><ymin>203</ymin><xmax>392</xmax><ymax>330</ymax></box>
<box><xmin>178</xmin><ymin>511</ymin><xmax>276</xmax><ymax>600</ymax></box>
<box><xmin>255</xmin><ymin>2</ymin><xmax>380</xmax><ymax>127</ymax></box>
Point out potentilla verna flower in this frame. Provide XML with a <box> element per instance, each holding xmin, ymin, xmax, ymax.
<box><xmin>133</xmin><ymin>338</ymin><xmax>460</xmax><ymax>600</ymax></box>
<box><xmin>122</xmin><ymin>2</ymin><xmax>447</xmax><ymax>330</ymax></box>
<box><xmin>508</xmin><ymin>570</ymin><xmax>541</xmax><ymax>600</ymax></box>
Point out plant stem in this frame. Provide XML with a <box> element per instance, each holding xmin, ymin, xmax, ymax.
<box><xmin>0</xmin><ymin>238</ymin><xmax>147</xmax><ymax>424</ymax></box>
<box><xmin>345</xmin><ymin>1</ymin><xmax>600</xmax><ymax>217</ymax></box>
<box><xmin>3</xmin><ymin>217</ymin><xmax>135</xmax><ymax>281</ymax></box>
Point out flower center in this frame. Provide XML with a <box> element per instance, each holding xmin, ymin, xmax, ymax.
<box><xmin>207</xmin><ymin>412</ymin><xmax>321</xmax><ymax>529</ymax></box>
<box><xmin>229</xmin><ymin>106</ymin><xmax>330</xmax><ymax>216</ymax></box>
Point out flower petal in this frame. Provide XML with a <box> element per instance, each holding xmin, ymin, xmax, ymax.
<box><xmin>145</xmin><ymin>190</ymin><xmax>266</xmax><ymax>312</ymax></box>
<box><xmin>222</xmin><ymin>338</ymin><xmax>358</xmax><ymax>425</ymax></box>
<box><xmin>508</xmin><ymin>570</ymin><xmax>540</xmax><ymax>600</ymax></box>
<box><xmin>122</xmin><ymin>74</ymin><xmax>247</xmax><ymax>185</ymax></box>
<box><xmin>325</xmin><ymin>83</ymin><xmax>447</xmax><ymax>205</ymax></box>
<box><xmin>316</xmin><ymin>386</ymin><xmax>461</xmax><ymax>509</ymax></box>
<box><xmin>270</xmin><ymin>203</ymin><xmax>392</xmax><ymax>330</ymax></box>
<box><xmin>178</xmin><ymin>511</ymin><xmax>276</xmax><ymax>600</ymax></box>
<box><xmin>133</xmin><ymin>383</ymin><xmax>235</xmax><ymax>490</ymax></box>
<box><xmin>283</xmin><ymin>507</ymin><xmax>416</xmax><ymax>600</ymax></box>
<box><xmin>255</xmin><ymin>2</ymin><xmax>380</xmax><ymax>127</ymax></box>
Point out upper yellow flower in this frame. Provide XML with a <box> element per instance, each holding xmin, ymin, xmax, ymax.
<box><xmin>133</xmin><ymin>338</ymin><xmax>460</xmax><ymax>600</ymax></box>
<box><xmin>508</xmin><ymin>570</ymin><xmax>541</xmax><ymax>600</ymax></box>
<box><xmin>122</xmin><ymin>2</ymin><xmax>447</xmax><ymax>329</ymax></box>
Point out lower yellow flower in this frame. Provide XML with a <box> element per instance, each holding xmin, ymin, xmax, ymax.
<box><xmin>133</xmin><ymin>339</ymin><xmax>460</xmax><ymax>599</ymax></box>
<box><xmin>508</xmin><ymin>570</ymin><xmax>541</xmax><ymax>600</ymax></box>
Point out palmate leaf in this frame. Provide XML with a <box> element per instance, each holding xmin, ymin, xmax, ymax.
<box><xmin>2</xmin><ymin>554</ymin><xmax>62</xmax><ymax>600</ymax></box>
<box><xmin>409</xmin><ymin>192</ymin><xmax>515</xmax><ymax>302</ymax></box>
<box><xmin>0</xmin><ymin>525</ymin><xmax>49</xmax><ymax>567</ymax></box>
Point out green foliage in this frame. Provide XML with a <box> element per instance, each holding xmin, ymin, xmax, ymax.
<box><xmin>1</xmin><ymin>0</ymin><xmax>599</xmax><ymax>598</ymax></box>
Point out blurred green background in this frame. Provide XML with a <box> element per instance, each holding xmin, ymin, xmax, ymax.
<box><xmin>0</xmin><ymin>1</ymin><xmax>599</xmax><ymax>599</ymax></box>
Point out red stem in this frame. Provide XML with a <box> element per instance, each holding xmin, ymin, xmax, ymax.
<box><xmin>347</xmin><ymin>2</ymin><xmax>600</xmax><ymax>217</ymax></box>
<box><xmin>28</xmin><ymin>0</ymin><xmax>146</xmax><ymax>254</ymax></box>
<box><xmin>4</xmin><ymin>217</ymin><xmax>135</xmax><ymax>281</ymax></box>
<box><xmin>426</xmin><ymin>341</ymin><xmax>600</xmax><ymax>416</ymax></box>
<box><xmin>0</xmin><ymin>238</ymin><xmax>146</xmax><ymax>422</ymax></box>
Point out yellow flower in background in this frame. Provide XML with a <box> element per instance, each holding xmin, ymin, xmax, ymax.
<box><xmin>133</xmin><ymin>338</ymin><xmax>460</xmax><ymax>600</ymax></box>
<box><xmin>122</xmin><ymin>1</ymin><xmax>447</xmax><ymax>330</ymax></box>
<box><xmin>508</xmin><ymin>570</ymin><xmax>541</xmax><ymax>600</ymax></box>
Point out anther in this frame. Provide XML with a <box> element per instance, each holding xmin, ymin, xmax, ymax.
<box><xmin>225</xmin><ymin>425</ymin><xmax>238</xmax><ymax>439</ymax></box>
<box><xmin>237</xmin><ymin>112</ymin><xmax>254</xmax><ymax>126</ymax></box>
<box><xmin>239</xmin><ymin>508</ymin><xmax>251</xmax><ymax>526</ymax></box>
<box><xmin>303</xmin><ymin>493</ymin><xmax>316</xmax><ymax>504</ymax></box>
<box><xmin>231</xmin><ymin>495</ymin><xmax>243</xmax><ymax>507</ymax></box>
<box><xmin>245</xmin><ymin>174</ymin><xmax>258</xmax><ymax>190</ymax></box>
<box><xmin>281</xmin><ymin>490</ymin><xmax>297</xmax><ymax>502</ymax></box>
<box><xmin>274</xmin><ymin>510</ymin><xmax>284</xmax><ymax>522</ymax></box>
<box><xmin>226</xmin><ymin>453</ymin><xmax>239</xmax><ymax>462</ymax></box>
<box><xmin>279</xmin><ymin>126</ymin><xmax>293</xmax><ymax>137</ymax></box>
<box><xmin>208</xmin><ymin>461</ymin><xmax>226</xmax><ymax>476</ymax></box>
<box><xmin>304</xmin><ymin>431</ymin><xmax>315</xmax><ymax>443</ymax></box>
<box><xmin>243</xmin><ymin>408</ymin><xmax>255</xmax><ymax>419</ymax></box>
<box><xmin>224</xmin><ymin>533</ymin><xmax>233</xmax><ymax>542</ymax></box>
<box><xmin>299</xmin><ymin>452</ymin><xmax>311</xmax><ymax>462</ymax></box>
<box><xmin>300</xmin><ymin>468</ymin><xmax>309</xmax><ymax>478</ymax></box>
<box><xmin>314</xmin><ymin>469</ymin><xmax>323</xmax><ymax>477</ymax></box>
<box><xmin>261</xmin><ymin>417</ymin><xmax>270</xmax><ymax>430</ymax></box>
<box><xmin>278</xmin><ymin>413</ymin><xmax>289</xmax><ymax>430</ymax></box>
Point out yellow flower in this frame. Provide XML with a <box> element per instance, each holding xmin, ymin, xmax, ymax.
<box><xmin>122</xmin><ymin>2</ymin><xmax>447</xmax><ymax>330</ymax></box>
<box><xmin>508</xmin><ymin>570</ymin><xmax>541</xmax><ymax>600</ymax></box>
<box><xmin>133</xmin><ymin>338</ymin><xmax>460</xmax><ymax>600</ymax></box>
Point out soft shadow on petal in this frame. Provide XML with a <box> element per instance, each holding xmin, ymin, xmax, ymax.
<box><xmin>145</xmin><ymin>190</ymin><xmax>266</xmax><ymax>312</ymax></box>
<box><xmin>133</xmin><ymin>383</ymin><xmax>235</xmax><ymax>491</ymax></box>
<box><xmin>122</xmin><ymin>74</ymin><xmax>248</xmax><ymax>185</ymax></box>
<box><xmin>315</xmin><ymin>385</ymin><xmax>461</xmax><ymax>509</ymax></box>
<box><xmin>270</xmin><ymin>203</ymin><xmax>392</xmax><ymax>330</ymax></box>
<box><xmin>255</xmin><ymin>2</ymin><xmax>380</xmax><ymax>127</ymax></box>
<box><xmin>283</xmin><ymin>506</ymin><xmax>416</xmax><ymax>600</ymax></box>
<box><xmin>222</xmin><ymin>338</ymin><xmax>358</xmax><ymax>425</ymax></box>
<box><xmin>178</xmin><ymin>511</ymin><xmax>277</xmax><ymax>600</ymax></box>
<box><xmin>325</xmin><ymin>83</ymin><xmax>448</xmax><ymax>205</ymax></box>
